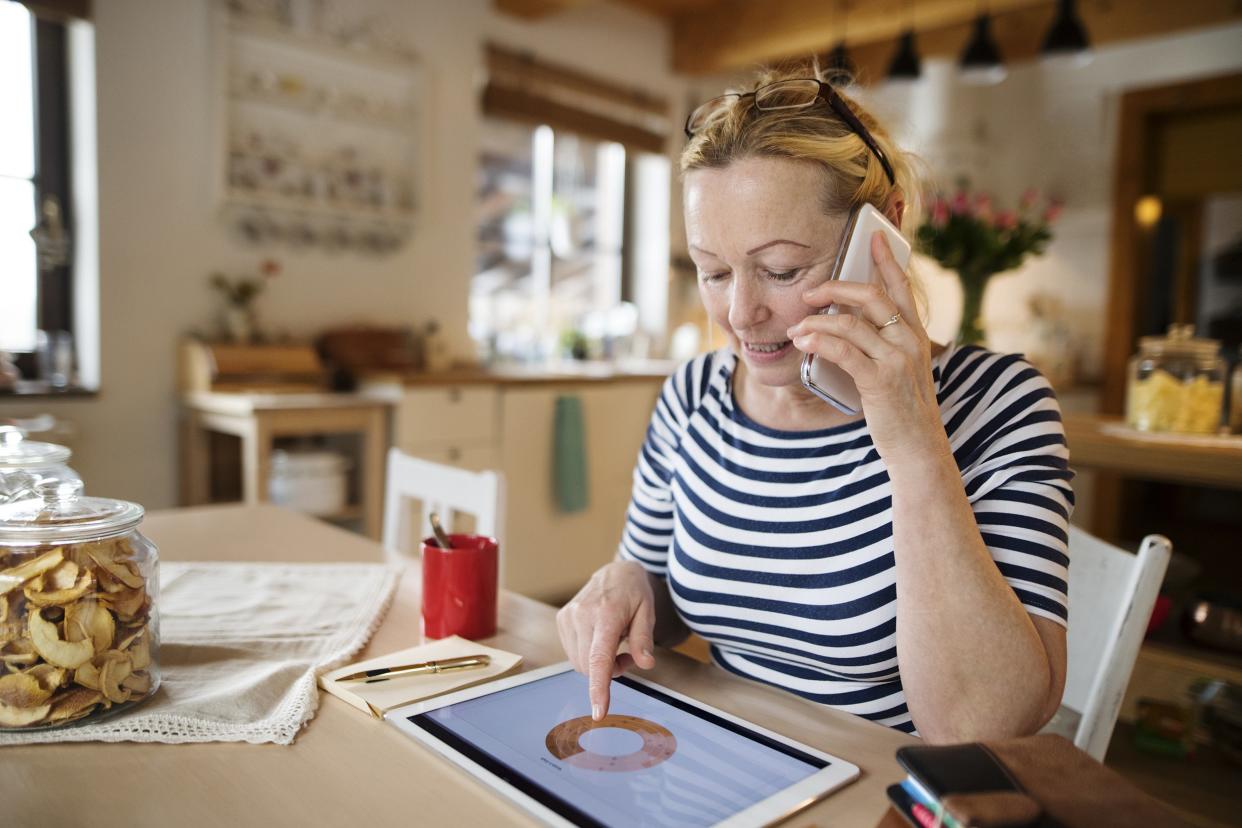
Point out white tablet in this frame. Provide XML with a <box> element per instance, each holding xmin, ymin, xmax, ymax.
<box><xmin>386</xmin><ymin>662</ymin><xmax>859</xmax><ymax>827</ymax></box>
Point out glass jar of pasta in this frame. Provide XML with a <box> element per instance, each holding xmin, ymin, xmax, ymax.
<box><xmin>1125</xmin><ymin>325</ymin><xmax>1225</xmax><ymax>434</ymax></box>
<box><xmin>1230</xmin><ymin>350</ymin><xmax>1242</xmax><ymax>434</ymax></box>
<box><xmin>0</xmin><ymin>425</ymin><xmax>80</xmax><ymax>505</ymax></box>
<box><xmin>0</xmin><ymin>478</ymin><xmax>158</xmax><ymax>730</ymax></box>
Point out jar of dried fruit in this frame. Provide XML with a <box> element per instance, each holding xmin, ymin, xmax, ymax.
<box><xmin>0</xmin><ymin>425</ymin><xmax>81</xmax><ymax>505</ymax></box>
<box><xmin>0</xmin><ymin>478</ymin><xmax>158</xmax><ymax>729</ymax></box>
<box><xmin>1125</xmin><ymin>324</ymin><xmax>1226</xmax><ymax>434</ymax></box>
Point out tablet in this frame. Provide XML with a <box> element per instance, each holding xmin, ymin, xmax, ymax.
<box><xmin>386</xmin><ymin>662</ymin><xmax>859</xmax><ymax>827</ymax></box>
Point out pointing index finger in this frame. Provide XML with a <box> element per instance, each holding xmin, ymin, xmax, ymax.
<box><xmin>587</xmin><ymin>618</ymin><xmax>625</xmax><ymax>720</ymax></box>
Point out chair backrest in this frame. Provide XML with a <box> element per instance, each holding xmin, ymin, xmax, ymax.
<box><xmin>1063</xmin><ymin>526</ymin><xmax>1171</xmax><ymax>760</ymax></box>
<box><xmin>381</xmin><ymin>448</ymin><xmax>505</xmax><ymax>570</ymax></box>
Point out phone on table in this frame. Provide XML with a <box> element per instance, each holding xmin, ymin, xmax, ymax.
<box><xmin>800</xmin><ymin>202</ymin><xmax>912</xmax><ymax>415</ymax></box>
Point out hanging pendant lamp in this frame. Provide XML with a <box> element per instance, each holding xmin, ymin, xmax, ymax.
<box><xmin>959</xmin><ymin>13</ymin><xmax>1006</xmax><ymax>85</ymax></box>
<box><xmin>887</xmin><ymin>29</ymin><xmax>922</xmax><ymax>81</ymax></box>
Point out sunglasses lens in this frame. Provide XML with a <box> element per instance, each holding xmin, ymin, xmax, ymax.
<box><xmin>755</xmin><ymin>79</ymin><xmax>820</xmax><ymax>111</ymax></box>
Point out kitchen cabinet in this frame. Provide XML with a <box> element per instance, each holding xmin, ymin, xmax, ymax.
<box><xmin>388</xmin><ymin>373</ymin><xmax>665</xmax><ymax>602</ymax></box>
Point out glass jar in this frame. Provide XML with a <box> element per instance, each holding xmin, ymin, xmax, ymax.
<box><xmin>1125</xmin><ymin>324</ymin><xmax>1226</xmax><ymax>434</ymax></box>
<box><xmin>0</xmin><ymin>425</ymin><xmax>81</xmax><ymax>505</ymax></box>
<box><xmin>0</xmin><ymin>478</ymin><xmax>159</xmax><ymax>730</ymax></box>
<box><xmin>1231</xmin><ymin>350</ymin><xmax>1242</xmax><ymax>435</ymax></box>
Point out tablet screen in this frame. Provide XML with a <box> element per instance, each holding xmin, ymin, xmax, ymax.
<box><xmin>404</xmin><ymin>670</ymin><xmax>828</xmax><ymax>827</ymax></box>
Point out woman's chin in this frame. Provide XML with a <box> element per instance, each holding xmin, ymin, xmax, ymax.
<box><xmin>736</xmin><ymin>341</ymin><xmax>802</xmax><ymax>385</ymax></box>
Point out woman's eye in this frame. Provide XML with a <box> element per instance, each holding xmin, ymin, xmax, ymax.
<box><xmin>700</xmin><ymin>271</ymin><xmax>729</xmax><ymax>283</ymax></box>
<box><xmin>764</xmin><ymin>268</ymin><xmax>800</xmax><ymax>281</ymax></box>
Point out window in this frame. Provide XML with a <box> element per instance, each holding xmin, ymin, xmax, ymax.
<box><xmin>0</xmin><ymin>3</ymin><xmax>73</xmax><ymax>372</ymax></box>
<box><xmin>472</xmin><ymin>119</ymin><xmax>630</xmax><ymax>362</ymax></box>
<box><xmin>472</xmin><ymin>45</ymin><xmax>671</xmax><ymax>364</ymax></box>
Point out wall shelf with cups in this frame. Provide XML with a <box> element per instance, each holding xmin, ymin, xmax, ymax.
<box><xmin>212</xmin><ymin>0</ymin><xmax>423</xmax><ymax>255</ymax></box>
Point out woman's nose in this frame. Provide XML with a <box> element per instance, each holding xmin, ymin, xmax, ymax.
<box><xmin>727</xmin><ymin>277</ymin><xmax>768</xmax><ymax>332</ymax></box>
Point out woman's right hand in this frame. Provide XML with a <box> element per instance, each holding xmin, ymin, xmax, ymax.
<box><xmin>557</xmin><ymin>559</ymin><xmax>658</xmax><ymax>721</ymax></box>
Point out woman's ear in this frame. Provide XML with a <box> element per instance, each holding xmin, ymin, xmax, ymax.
<box><xmin>884</xmin><ymin>195</ymin><xmax>906</xmax><ymax>228</ymax></box>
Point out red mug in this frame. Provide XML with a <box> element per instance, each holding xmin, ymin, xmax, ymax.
<box><xmin>421</xmin><ymin>534</ymin><xmax>498</xmax><ymax>640</ymax></box>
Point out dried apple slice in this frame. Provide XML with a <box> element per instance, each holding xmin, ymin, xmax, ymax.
<box><xmin>0</xmin><ymin>672</ymin><xmax>53</xmax><ymax>708</ymax></box>
<box><xmin>28</xmin><ymin>608</ymin><xmax>94</xmax><ymax>669</ymax></box>
<box><xmin>84</xmin><ymin>546</ymin><xmax>144</xmax><ymax>589</ymax></box>
<box><xmin>0</xmin><ymin>700</ymin><xmax>50</xmax><ymax>726</ymax></box>
<box><xmin>121</xmin><ymin>671</ymin><xmax>151</xmax><ymax>696</ymax></box>
<box><xmin>0</xmin><ymin>549</ymin><xmax>64</xmax><ymax>597</ymax></box>
<box><xmin>25</xmin><ymin>568</ymin><xmax>94</xmax><ymax>607</ymax></box>
<box><xmin>0</xmin><ymin>594</ymin><xmax>7</xmax><ymax>623</ymax></box>
<box><xmin>65</xmin><ymin>601</ymin><xmax>115</xmax><ymax>653</ymax></box>
<box><xmin>101</xmin><ymin>586</ymin><xmax>145</xmax><ymax>619</ymax></box>
<box><xmin>47</xmin><ymin>686</ymin><xmax>103</xmax><ymax>723</ymax></box>
<box><xmin>24</xmin><ymin>663</ymin><xmax>67</xmax><ymax>692</ymax></box>
<box><xmin>98</xmin><ymin>652</ymin><xmax>133</xmax><ymax>704</ymax></box>
<box><xmin>128</xmin><ymin>633</ymin><xmax>151</xmax><ymax>671</ymax></box>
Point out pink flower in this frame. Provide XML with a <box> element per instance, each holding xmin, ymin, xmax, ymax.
<box><xmin>260</xmin><ymin>259</ymin><xmax>282</xmax><ymax>278</ymax></box>
<box><xmin>931</xmin><ymin>199</ymin><xmax>950</xmax><ymax>227</ymax></box>
<box><xmin>1042</xmin><ymin>199</ymin><xmax>1064</xmax><ymax>223</ymax></box>
<box><xmin>950</xmin><ymin>191</ymin><xmax>970</xmax><ymax>215</ymax></box>
<box><xmin>995</xmin><ymin>210</ymin><xmax>1017</xmax><ymax>230</ymax></box>
<box><xmin>974</xmin><ymin>192</ymin><xmax>992</xmax><ymax>212</ymax></box>
<box><xmin>1020</xmin><ymin>188</ymin><xmax>1040</xmax><ymax>210</ymax></box>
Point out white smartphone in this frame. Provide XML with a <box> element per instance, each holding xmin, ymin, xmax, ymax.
<box><xmin>800</xmin><ymin>202</ymin><xmax>912</xmax><ymax>415</ymax></box>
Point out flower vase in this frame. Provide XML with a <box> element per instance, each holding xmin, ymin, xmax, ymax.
<box><xmin>956</xmin><ymin>268</ymin><xmax>994</xmax><ymax>347</ymax></box>
<box><xmin>223</xmin><ymin>306</ymin><xmax>255</xmax><ymax>344</ymax></box>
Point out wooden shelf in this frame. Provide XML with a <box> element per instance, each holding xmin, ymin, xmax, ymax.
<box><xmin>1064</xmin><ymin>414</ymin><xmax>1242</xmax><ymax>490</ymax></box>
<box><xmin>228</xmin><ymin>20</ymin><xmax>420</xmax><ymax>74</ymax></box>
<box><xmin>230</xmin><ymin>91</ymin><xmax>415</xmax><ymax>134</ymax></box>
<box><xmin>223</xmin><ymin>188</ymin><xmax>416</xmax><ymax>224</ymax></box>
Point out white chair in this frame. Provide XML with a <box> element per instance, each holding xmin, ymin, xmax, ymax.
<box><xmin>1043</xmin><ymin>527</ymin><xmax>1172</xmax><ymax>760</ymax></box>
<box><xmin>381</xmin><ymin>448</ymin><xmax>505</xmax><ymax>570</ymax></box>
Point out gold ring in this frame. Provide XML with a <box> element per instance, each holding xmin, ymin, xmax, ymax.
<box><xmin>878</xmin><ymin>312</ymin><xmax>902</xmax><ymax>330</ymax></box>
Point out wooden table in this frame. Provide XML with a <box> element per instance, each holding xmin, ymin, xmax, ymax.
<box><xmin>3</xmin><ymin>505</ymin><xmax>913</xmax><ymax>827</ymax></box>
<box><xmin>180</xmin><ymin>392</ymin><xmax>390</xmax><ymax>539</ymax></box>
<box><xmin>1064</xmin><ymin>413</ymin><xmax>1242</xmax><ymax>490</ymax></box>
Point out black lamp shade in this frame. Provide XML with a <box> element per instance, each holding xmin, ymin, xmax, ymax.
<box><xmin>1041</xmin><ymin>0</ymin><xmax>1090</xmax><ymax>54</ymax></box>
<box><xmin>960</xmin><ymin>14</ymin><xmax>1002</xmax><ymax>70</ymax></box>
<box><xmin>887</xmin><ymin>29</ymin><xmax>922</xmax><ymax>80</ymax></box>
<box><xmin>824</xmin><ymin>41</ymin><xmax>856</xmax><ymax>84</ymax></box>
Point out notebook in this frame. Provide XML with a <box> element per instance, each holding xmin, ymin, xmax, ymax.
<box><xmin>318</xmin><ymin>636</ymin><xmax>523</xmax><ymax>719</ymax></box>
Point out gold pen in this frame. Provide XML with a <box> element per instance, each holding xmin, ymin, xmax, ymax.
<box><xmin>336</xmin><ymin>654</ymin><xmax>491</xmax><ymax>684</ymax></box>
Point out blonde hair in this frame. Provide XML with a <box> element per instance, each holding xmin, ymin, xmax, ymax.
<box><xmin>681</xmin><ymin>63</ymin><xmax>921</xmax><ymax>232</ymax></box>
<box><xmin>681</xmin><ymin>62</ymin><xmax>928</xmax><ymax>320</ymax></box>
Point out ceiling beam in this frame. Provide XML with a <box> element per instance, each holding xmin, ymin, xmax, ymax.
<box><xmin>493</xmin><ymin>0</ymin><xmax>593</xmax><ymax>20</ymax></box>
<box><xmin>671</xmin><ymin>0</ymin><xmax>1242</xmax><ymax>76</ymax></box>
<box><xmin>672</xmin><ymin>0</ymin><xmax>1051</xmax><ymax>75</ymax></box>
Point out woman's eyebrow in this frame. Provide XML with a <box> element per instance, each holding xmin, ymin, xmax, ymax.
<box><xmin>746</xmin><ymin>239</ymin><xmax>810</xmax><ymax>255</ymax></box>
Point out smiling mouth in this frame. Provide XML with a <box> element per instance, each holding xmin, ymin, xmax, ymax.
<box><xmin>743</xmin><ymin>340</ymin><xmax>792</xmax><ymax>354</ymax></box>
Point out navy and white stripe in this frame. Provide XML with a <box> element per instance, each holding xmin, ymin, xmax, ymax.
<box><xmin>619</xmin><ymin>344</ymin><xmax>1073</xmax><ymax>735</ymax></box>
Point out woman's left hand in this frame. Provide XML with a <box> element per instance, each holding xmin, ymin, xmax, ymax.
<box><xmin>788</xmin><ymin>232</ymin><xmax>952</xmax><ymax>466</ymax></box>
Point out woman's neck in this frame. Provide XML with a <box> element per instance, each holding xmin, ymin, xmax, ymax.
<box><xmin>731</xmin><ymin>357</ymin><xmax>864</xmax><ymax>432</ymax></box>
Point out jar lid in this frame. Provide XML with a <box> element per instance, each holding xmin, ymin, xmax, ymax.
<box><xmin>1138</xmin><ymin>324</ymin><xmax>1220</xmax><ymax>359</ymax></box>
<box><xmin>0</xmin><ymin>425</ymin><xmax>72</xmax><ymax>470</ymax></box>
<box><xmin>0</xmin><ymin>478</ymin><xmax>144</xmax><ymax>545</ymax></box>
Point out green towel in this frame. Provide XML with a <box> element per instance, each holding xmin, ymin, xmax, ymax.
<box><xmin>553</xmin><ymin>394</ymin><xmax>589</xmax><ymax>513</ymax></box>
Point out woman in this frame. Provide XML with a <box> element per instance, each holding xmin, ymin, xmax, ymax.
<box><xmin>556</xmin><ymin>66</ymin><xmax>1073</xmax><ymax>743</ymax></box>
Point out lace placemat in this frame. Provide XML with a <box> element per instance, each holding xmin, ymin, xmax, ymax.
<box><xmin>0</xmin><ymin>561</ymin><xmax>400</xmax><ymax>746</ymax></box>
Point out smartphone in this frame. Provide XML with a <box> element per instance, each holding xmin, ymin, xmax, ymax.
<box><xmin>800</xmin><ymin>202</ymin><xmax>912</xmax><ymax>415</ymax></box>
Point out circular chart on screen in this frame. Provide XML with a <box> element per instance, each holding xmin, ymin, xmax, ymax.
<box><xmin>544</xmin><ymin>714</ymin><xmax>677</xmax><ymax>772</ymax></box>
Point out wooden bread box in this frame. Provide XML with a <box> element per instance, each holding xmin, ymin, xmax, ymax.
<box><xmin>179</xmin><ymin>340</ymin><xmax>325</xmax><ymax>393</ymax></box>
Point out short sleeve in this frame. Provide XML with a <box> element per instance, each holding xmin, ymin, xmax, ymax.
<box><xmin>949</xmin><ymin>353</ymin><xmax>1075</xmax><ymax>627</ymax></box>
<box><xmin>618</xmin><ymin>355</ymin><xmax>711</xmax><ymax>577</ymax></box>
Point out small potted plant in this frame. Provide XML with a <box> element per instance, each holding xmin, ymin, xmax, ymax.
<box><xmin>209</xmin><ymin>259</ymin><xmax>281</xmax><ymax>343</ymax></box>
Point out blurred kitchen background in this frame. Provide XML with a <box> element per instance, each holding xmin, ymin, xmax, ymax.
<box><xmin>1</xmin><ymin>2</ymin><xmax>1241</xmax><ymax>823</ymax></box>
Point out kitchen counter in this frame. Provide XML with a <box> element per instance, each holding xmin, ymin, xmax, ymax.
<box><xmin>358</xmin><ymin>358</ymin><xmax>678</xmax><ymax>391</ymax></box>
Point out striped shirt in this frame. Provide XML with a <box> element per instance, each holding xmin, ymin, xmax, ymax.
<box><xmin>619</xmin><ymin>344</ymin><xmax>1073</xmax><ymax>734</ymax></box>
